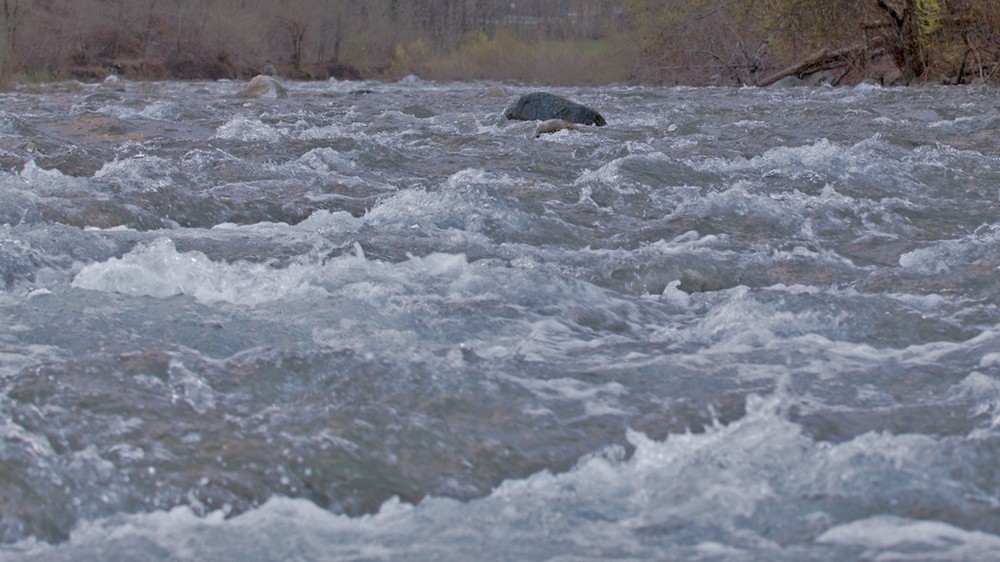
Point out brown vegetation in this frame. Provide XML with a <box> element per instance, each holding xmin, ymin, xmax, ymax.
<box><xmin>628</xmin><ymin>0</ymin><xmax>1000</xmax><ymax>86</ymax></box>
<box><xmin>0</xmin><ymin>0</ymin><xmax>999</xmax><ymax>87</ymax></box>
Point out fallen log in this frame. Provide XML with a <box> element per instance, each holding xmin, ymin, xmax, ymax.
<box><xmin>758</xmin><ymin>44</ymin><xmax>869</xmax><ymax>87</ymax></box>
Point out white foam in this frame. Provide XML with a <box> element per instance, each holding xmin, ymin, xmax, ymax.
<box><xmin>949</xmin><ymin>371</ymin><xmax>1000</xmax><ymax>433</ymax></box>
<box><xmin>94</xmin><ymin>155</ymin><xmax>179</xmax><ymax>191</ymax></box>
<box><xmin>167</xmin><ymin>358</ymin><xmax>217</xmax><ymax>414</ymax></box>
<box><xmin>363</xmin><ymin>168</ymin><xmax>527</xmax><ymax>237</ymax></box>
<box><xmin>18</xmin><ymin>160</ymin><xmax>74</xmax><ymax>187</ymax></box>
<box><xmin>505</xmin><ymin>376</ymin><xmax>629</xmax><ymax>417</ymax></box>
<box><xmin>71</xmin><ymin>238</ymin><xmax>323</xmax><ymax>305</ymax></box>
<box><xmin>212</xmin><ymin>116</ymin><xmax>282</xmax><ymax>143</ymax></box>
<box><xmin>294</xmin><ymin>147</ymin><xmax>358</xmax><ymax>174</ymax></box>
<box><xmin>898</xmin><ymin>226</ymin><xmax>998</xmax><ymax>273</ymax></box>
<box><xmin>853</xmin><ymin>81</ymin><xmax>884</xmax><ymax>92</ymax></box>
<box><xmin>7</xmin><ymin>394</ymin><xmax>994</xmax><ymax>561</ymax></box>
<box><xmin>689</xmin><ymin>136</ymin><xmax>883</xmax><ymax>179</ymax></box>
<box><xmin>981</xmin><ymin>353</ymin><xmax>1000</xmax><ymax>368</ymax></box>
<box><xmin>97</xmin><ymin>100</ymin><xmax>177</xmax><ymax>121</ymax></box>
<box><xmin>574</xmin><ymin>154</ymin><xmax>667</xmax><ymax>195</ymax></box>
<box><xmin>70</xmin><ymin>237</ymin><xmax>491</xmax><ymax>309</ymax></box>
<box><xmin>287</xmin><ymin>208</ymin><xmax>363</xmax><ymax>234</ymax></box>
<box><xmin>292</xmin><ymin>121</ymin><xmax>351</xmax><ymax>141</ymax></box>
<box><xmin>817</xmin><ymin>516</ymin><xmax>1000</xmax><ymax>560</ymax></box>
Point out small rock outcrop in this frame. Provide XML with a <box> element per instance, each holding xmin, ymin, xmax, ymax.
<box><xmin>504</xmin><ymin>92</ymin><xmax>606</xmax><ymax>126</ymax></box>
<box><xmin>534</xmin><ymin>119</ymin><xmax>579</xmax><ymax>138</ymax></box>
<box><xmin>100</xmin><ymin>74</ymin><xmax>125</xmax><ymax>92</ymax></box>
<box><xmin>236</xmin><ymin>74</ymin><xmax>287</xmax><ymax>99</ymax></box>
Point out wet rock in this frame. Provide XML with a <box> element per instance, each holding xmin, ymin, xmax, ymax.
<box><xmin>769</xmin><ymin>75</ymin><xmax>807</xmax><ymax>88</ymax></box>
<box><xmin>100</xmin><ymin>74</ymin><xmax>126</xmax><ymax>92</ymax></box>
<box><xmin>482</xmin><ymin>85</ymin><xmax>510</xmax><ymax>98</ymax></box>
<box><xmin>236</xmin><ymin>74</ymin><xmax>287</xmax><ymax>99</ymax></box>
<box><xmin>504</xmin><ymin>92</ymin><xmax>606</xmax><ymax>126</ymax></box>
<box><xmin>402</xmin><ymin>104</ymin><xmax>435</xmax><ymax>119</ymax></box>
<box><xmin>533</xmin><ymin>119</ymin><xmax>578</xmax><ymax>138</ymax></box>
<box><xmin>881</xmin><ymin>67</ymin><xmax>905</xmax><ymax>86</ymax></box>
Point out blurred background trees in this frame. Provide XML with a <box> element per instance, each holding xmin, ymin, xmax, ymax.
<box><xmin>0</xmin><ymin>0</ymin><xmax>998</xmax><ymax>86</ymax></box>
<box><xmin>628</xmin><ymin>0</ymin><xmax>1000</xmax><ymax>85</ymax></box>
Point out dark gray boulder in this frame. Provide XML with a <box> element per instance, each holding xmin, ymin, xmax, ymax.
<box><xmin>504</xmin><ymin>92</ymin><xmax>606</xmax><ymax>126</ymax></box>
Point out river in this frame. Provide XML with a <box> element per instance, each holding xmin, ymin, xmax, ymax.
<box><xmin>2</xmin><ymin>77</ymin><xmax>1000</xmax><ymax>561</ymax></box>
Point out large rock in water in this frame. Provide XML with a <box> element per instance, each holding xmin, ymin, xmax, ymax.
<box><xmin>236</xmin><ymin>74</ymin><xmax>287</xmax><ymax>99</ymax></box>
<box><xmin>504</xmin><ymin>92</ymin><xmax>606</xmax><ymax>126</ymax></box>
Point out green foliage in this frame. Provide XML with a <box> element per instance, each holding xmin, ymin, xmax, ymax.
<box><xmin>626</xmin><ymin>0</ymin><xmax>698</xmax><ymax>56</ymax></box>
<box><xmin>456</xmin><ymin>30</ymin><xmax>524</xmax><ymax>67</ymax></box>
<box><xmin>18</xmin><ymin>67</ymin><xmax>61</xmax><ymax>83</ymax></box>
<box><xmin>916</xmin><ymin>0</ymin><xmax>944</xmax><ymax>36</ymax></box>
<box><xmin>867</xmin><ymin>0</ymin><xmax>999</xmax><ymax>82</ymax></box>
<box><xmin>386</xmin><ymin>38</ymin><xmax>431</xmax><ymax>79</ymax></box>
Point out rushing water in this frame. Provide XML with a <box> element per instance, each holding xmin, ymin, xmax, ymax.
<box><xmin>2</xmin><ymin>76</ymin><xmax>1000</xmax><ymax>560</ymax></box>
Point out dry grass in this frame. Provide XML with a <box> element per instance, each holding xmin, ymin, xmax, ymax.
<box><xmin>4</xmin><ymin>0</ymin><xmax>1000</xmax><ymax>86</ymax></box>
<box><xmin>401</xmin><ymin>31</ymin><xmax>636</xmax><ymax>85</ymax></box>
<box><xmin>1</xmin><ymin>0</ymin><xmax>633</xmax><ymax>85</ymax></box>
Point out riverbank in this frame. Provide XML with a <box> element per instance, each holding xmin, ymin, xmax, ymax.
<box><xmin>3</xmin><ymin>1</ymin><xmax>999</xmax><ymax>88</ymax></box>
<box><xmin>6</xmin><ymin>47</ymin><xmax>979</xmax><ymax>90</ymax></box>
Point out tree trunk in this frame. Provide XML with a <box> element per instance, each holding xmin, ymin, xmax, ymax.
<box><xmin>758</xmin><ymin>44</ymin><xmax>869</xmax><ymax>87</ymax></box>
<box><xmin>1</xmin><ymin>0</ymin><xmax>18</xmax><ymax>82</ymax></box>
<box><xmin>875</xmin><ymin>0</ymin><xmax>926</xmax><ymax>81</ymax></box>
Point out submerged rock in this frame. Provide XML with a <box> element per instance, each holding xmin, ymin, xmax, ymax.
<box><xmin>402</xmin><ymin>104</ymin><xmax>435</xmax><ymax>119</ymax></box>
<box><xmin>769</xmin><ymin>75</ymin><xmax>807</xmax><ymax>88</ymax></box>
<box><xmin>236</xmin><ymin>74</ymin><xmax>287</xmax><ymax>99</ymax></box>
<box><xmin>100</xmin><ymin>74</ymin><xmax>125</xmax><ymax>92</ymax></box>
<box><xmin>482</xmin><ymin>85</ymin><xmax>510</xmax><ymax>98</ymax></box>
<box><xmin>504</xmin><ymin>92</ymin><xmax>606</xmax><ymax>126</ymax></box>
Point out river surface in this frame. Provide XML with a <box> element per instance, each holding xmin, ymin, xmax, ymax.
<box><xmin>2</xmin><ymin>77</ymin><xmax>1000</xmax><ymax>560</ymax></box>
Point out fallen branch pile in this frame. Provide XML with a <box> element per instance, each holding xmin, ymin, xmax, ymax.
<box><xmin>757</xmin><ymin>44</ymin><xmax>874</xmax><ymax>87</ymax></box>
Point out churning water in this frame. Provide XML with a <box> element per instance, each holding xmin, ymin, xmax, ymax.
<box><xmin>2</xmin><ymin>77</ymin><xmax>1000</xmax><ymax>560</ymax></box>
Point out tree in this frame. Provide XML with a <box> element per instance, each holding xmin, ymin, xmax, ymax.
<box><xmin>0</xmin><ymin>0</ymin><xmax>18</xmax><ymax>83</ymax></box>
<box><xmin>868</xmin><ymin>0</ymin><xmax>1000</xmax><ymax>83</ymax></box>
<box><xmin>874</xmin><ymin>0</ymin><xmax>931</xmax><ymax>80</ymax></box>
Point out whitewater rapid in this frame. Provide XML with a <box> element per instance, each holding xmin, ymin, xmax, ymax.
<box><xmin>2</xmin><ymin>78</ymin><xmax>1000</xmax><ymax>560</ymax></box>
